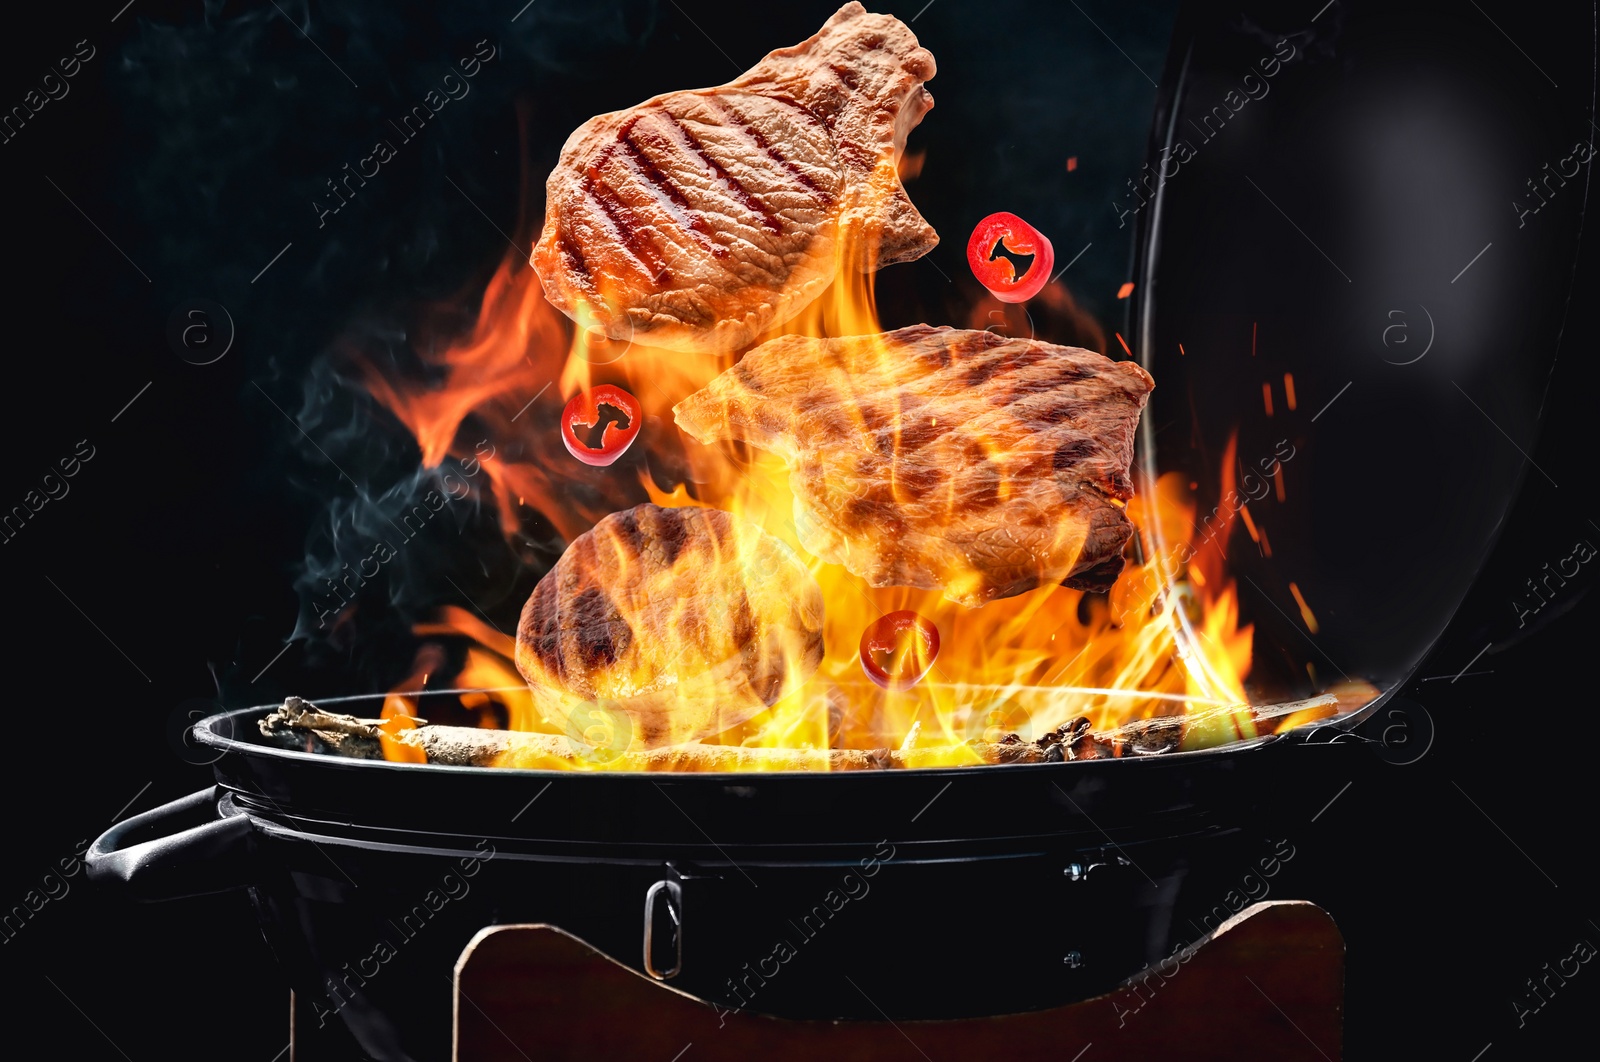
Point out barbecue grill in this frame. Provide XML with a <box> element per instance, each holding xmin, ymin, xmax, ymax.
<box><xmin>87</xmin><ymin>3</ymin><xmax>1594</xmax><ymax>1060</ymax></box>
<box><xmin>96</xmin><ymin>698</ymin><xmax>1355</xmax><ymax>1057</ymax></box>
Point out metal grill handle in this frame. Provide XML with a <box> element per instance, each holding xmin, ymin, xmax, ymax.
<box><xmin>643</xmin><ymin>878</ymin><xmax>683</xmax><ymax>980</ymax></box>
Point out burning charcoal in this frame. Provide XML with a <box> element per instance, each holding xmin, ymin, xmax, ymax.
<box><xmin>1124</xmin><ymin>716</ymin><xmax>1185</xmax><ymax>756</ymax></box>
<box><xmin>1073</xmin><ymin>734</ymin><xmax>1117</xmax><ymax>760</ymax></box>
<box><xmin>261</xmin><ymin>693</ymin><xmax>1346</xmax><ymax>773</ymax></box>
<box><xmin>992</xmin><ymin>738</ymin><xmax>1036</xmax><ymax>763</ymax></box>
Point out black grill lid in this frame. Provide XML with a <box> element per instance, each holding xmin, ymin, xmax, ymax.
<box><xmin>1132</xmin><ymin>2</ymin><xmax>1592</xmax><ymax>712</ymax></box>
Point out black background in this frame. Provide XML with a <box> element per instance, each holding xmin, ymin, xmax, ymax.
<box><xmin>1</xmin><ymin>2</ymin><xmax>1596</xmax><ymax>1059</ymax></box>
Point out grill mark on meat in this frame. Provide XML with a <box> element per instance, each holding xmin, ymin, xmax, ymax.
<box><xmin>808</xmin><ymin>401</ymin><xmax>856</xmax><ymax>444</ymax></box>
<box><xmin>885</xmin><ymin>392</ymin><xmax>929</xmax><ymax>451</ymax></box>
<box><xmin>673</xmin><ymin>326</ymin><xmax>1154</xmax><ymax>607</ymax></box>
<box><xmin>654</xmin><ymin>508</ymin><xmax>690</xmax><ymax>566</ymax></box>
<box><xmin>895</xmin><ymin>415</ymin><xmax>950</xmax><ymax>451</ymax></box>
<box><xmin>870</xmin><ymin>425</ymin><xmax>894</xmax><ymax>456</ymax></box>
<box><xmin>571</xmin><ymin>586</ymin><xmax>629</xmax><ymax>671</ymax></box>
<box><xmin>845</xmin><ymin>493</ymin><xmax>904</xmax><ymax>531</ymax></box>
<box><xmin>704</xmin><ymin>98</ymin><xmax>838</xmax><ymax>207</ymax></box>
<box><xmin>556</xmin><ymin>229</ymin><xmax>592</xmax><ymax>287</ymax></box>
<box><xmin>527</xmin><ymin>582</ymin><xmax>568</xmax><ymax>684</ymax></box>
<box><xmin>964</xmin><ymin>441</ymin><xmax>1001</xmax><ymax>509</ymax></box>
<box><xmin>868</xmin><ymin>402</ymin><xmax>907</xmax><ymax>449</ymax></box>
<box><xmin>742</xmin><ymin>119</ymin><xmax>836</xmax><ymax>203</ymax></box>
<box><xmin>657</xmin><ymin>110</ymin><xmax>785</xmax><ymax>234</ymax></box>
<box><xmin>581</xmin><ymin>126</ymin><xmax>676</xmax><ymax>283</ymax></box>
<box><xmin>1035</xmin><ymin>402</ymin><xmax>1085</xmax><ymax>424</ymax></box>
<box><xmin>515</xmin><ymin>503</ymin><xmax>825</xmax><ymax>746</ymax></box>
<box><xmin>730</xmin><ymin>594</ymin><xmax>756</xmax><ymax>662</ymax></box>
<box><xmin>904</xmin><ymin>342</ymin><xmax>952</xmax><ymax>370</ymax></box>
<box><xmin>534</xmin><ymin>7</ymin><xmax>940</xmax><ymax>354</ymax></box>
<box><xmin>581</xmin><ymin>175</ymin><xmax>673</xmax><ymax>285</ymax></box>
<box><xmin>951</xmin><ymin>330</ymin><xmax>1001</xmax><ymax>361</ymax></box>
<box><xmin>605</xmin><ymin>506</ymin><xmax>648</xmax><ymax>563</ymax></box>
<box><xmin>896</xmin><ymin>463</ymin><xmax>946</xmax><ymax>495</ymax></box>
<box><xmin>620</xmin><ymin>118</ymin><xmax>733</xmax><ymax>262</ymax></box>
<box><xmin>535</xmin><ymin>633</ymin><xmax>567</xmax><ymax>684</ymax></box>
<box><xmin>1053</xmin><ymin>436</ymin><xmax>1101</xmax><ymax>469</ymax></box>
<box><xmin>962</xmin><ymin>357</ymin><xmax>1008</xmax><ymax>389</ymax></box>
<box><xmin>761</xmin><ymin>93</ymin><xmax>831</xmax><ymax>136</ymax></box>
<box><xmin>961</xmin><ymin>345</ymin><xmax>1050</xmax><ymax>390</ymax></box>
<box><xmin>755</xmin><ymin>91</ymin><xmax>844</xmax><ymax>145</ymax></box>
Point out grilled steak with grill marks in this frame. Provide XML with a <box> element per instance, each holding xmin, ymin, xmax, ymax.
<box><xmin>515</xmin><ymin>504</ymin><xmax>825</xmax><ymax>748</ymax></box>
<box><xmin>673</xmin><ymin>326</ymin><xmax>1155</xmax><ymax>608</ymax></box>
<box><xmin>531</xmin><ymin>2</ymin><xmax>938</xmax><ymax>355</ymax></box>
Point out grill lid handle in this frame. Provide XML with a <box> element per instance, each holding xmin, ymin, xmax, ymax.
<box><xmin>643</xmin><ymin>878</ymin><xmax>684</xmax><ymax>980</ymax></box>
<box><xmin>86</xmin><ymin>786</ymin><xmax>255</xmax><ymax>902</ymax></box>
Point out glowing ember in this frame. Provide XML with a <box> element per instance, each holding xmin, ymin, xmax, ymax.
<box><xmin>1116</xmin><ymin>282</ymin><xmax>1135</xmax><ymax>299</ymax></box>
<box><xmin>1289</xmin><ymin>582</ymin><xmax>1320</xmax><ymax>634</ymax></box>
<box><xmin>1239</xmin><ymin>504</ymin><xmax>1261</xmax><ymax>544</ymax></box>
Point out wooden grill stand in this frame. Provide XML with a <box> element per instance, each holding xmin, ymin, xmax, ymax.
<box><xmin>291</xmin><ymin>899</ymin><xmax>1342</xmax><ymax>1060</ymax></box>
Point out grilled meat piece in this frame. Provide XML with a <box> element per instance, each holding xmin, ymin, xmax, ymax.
<box><xmin>673</xmin><ymin>326</ymin><xmax>1154</xmax><ymax>607</ymax></box>
<box><xmin>532</xmin><ymin>2</ymin><xmax>938</xmax><ymax>355</ymax></box>
<box><xmin>515</xmin><ymin>504</ymin><xmax>825</xmax><ymax>748</ymax></box>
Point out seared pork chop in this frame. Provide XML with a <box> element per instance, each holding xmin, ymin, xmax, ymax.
<box><xmin>673</xmin><ymin>327</ymin><xmax>1154</xmax><ymax>607</ymax></box>
<box><xmin>515</xmin><ymin>504</ymin><xmax>825</xmax><ymax>748</ymax></box>
<box><xmin>532</xmin><ymin>2</ymin><xmax>938</xmax><ymax>355</ymax></box>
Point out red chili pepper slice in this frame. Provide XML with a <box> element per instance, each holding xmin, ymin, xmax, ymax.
<box><xmin>560</xmin><ymin>384</ymin><xmax>642</xmax><ymax>467</ymax></box>
<box><xmin>967</xmin><ymin>212</ymin><xmax>1055</xmax><ymax>303</ymax></box>
<box><xmin>859</xmin><ymin>610</ymin><xmax>941</xmax><ymax>691</ymax></box>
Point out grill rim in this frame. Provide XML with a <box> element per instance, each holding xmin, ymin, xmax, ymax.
<box><xmin>193</xmin><ymin>700</ymin><xmax>1352</xmax><ymax>781</ymax></box>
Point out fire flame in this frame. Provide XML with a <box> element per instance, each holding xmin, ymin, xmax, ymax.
<box><xmin>364</xmin><ymin>164</ymin><xmax>1317</xmax><ymax>770</ymax></box>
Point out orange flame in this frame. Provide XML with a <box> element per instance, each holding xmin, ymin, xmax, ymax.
<box><xmin>356</xmin><ymin>141</ymin><xmax>1310</xmax><ymax>770</ymax></box>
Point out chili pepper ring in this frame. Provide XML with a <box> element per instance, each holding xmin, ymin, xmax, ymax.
<box><xmin>859</xmin><ymin>610</ymin><xmax>941</xmax><ymax>690</ymax></box>
<box><xmin>967</xmin><ymin>212</ymin><xmax>1055</xmax><ymax>303</ymax></box>
<box><xmin>560</xmin><ymin>384</ymin><xmax>642</xmax><ymax>467</ymax></box>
